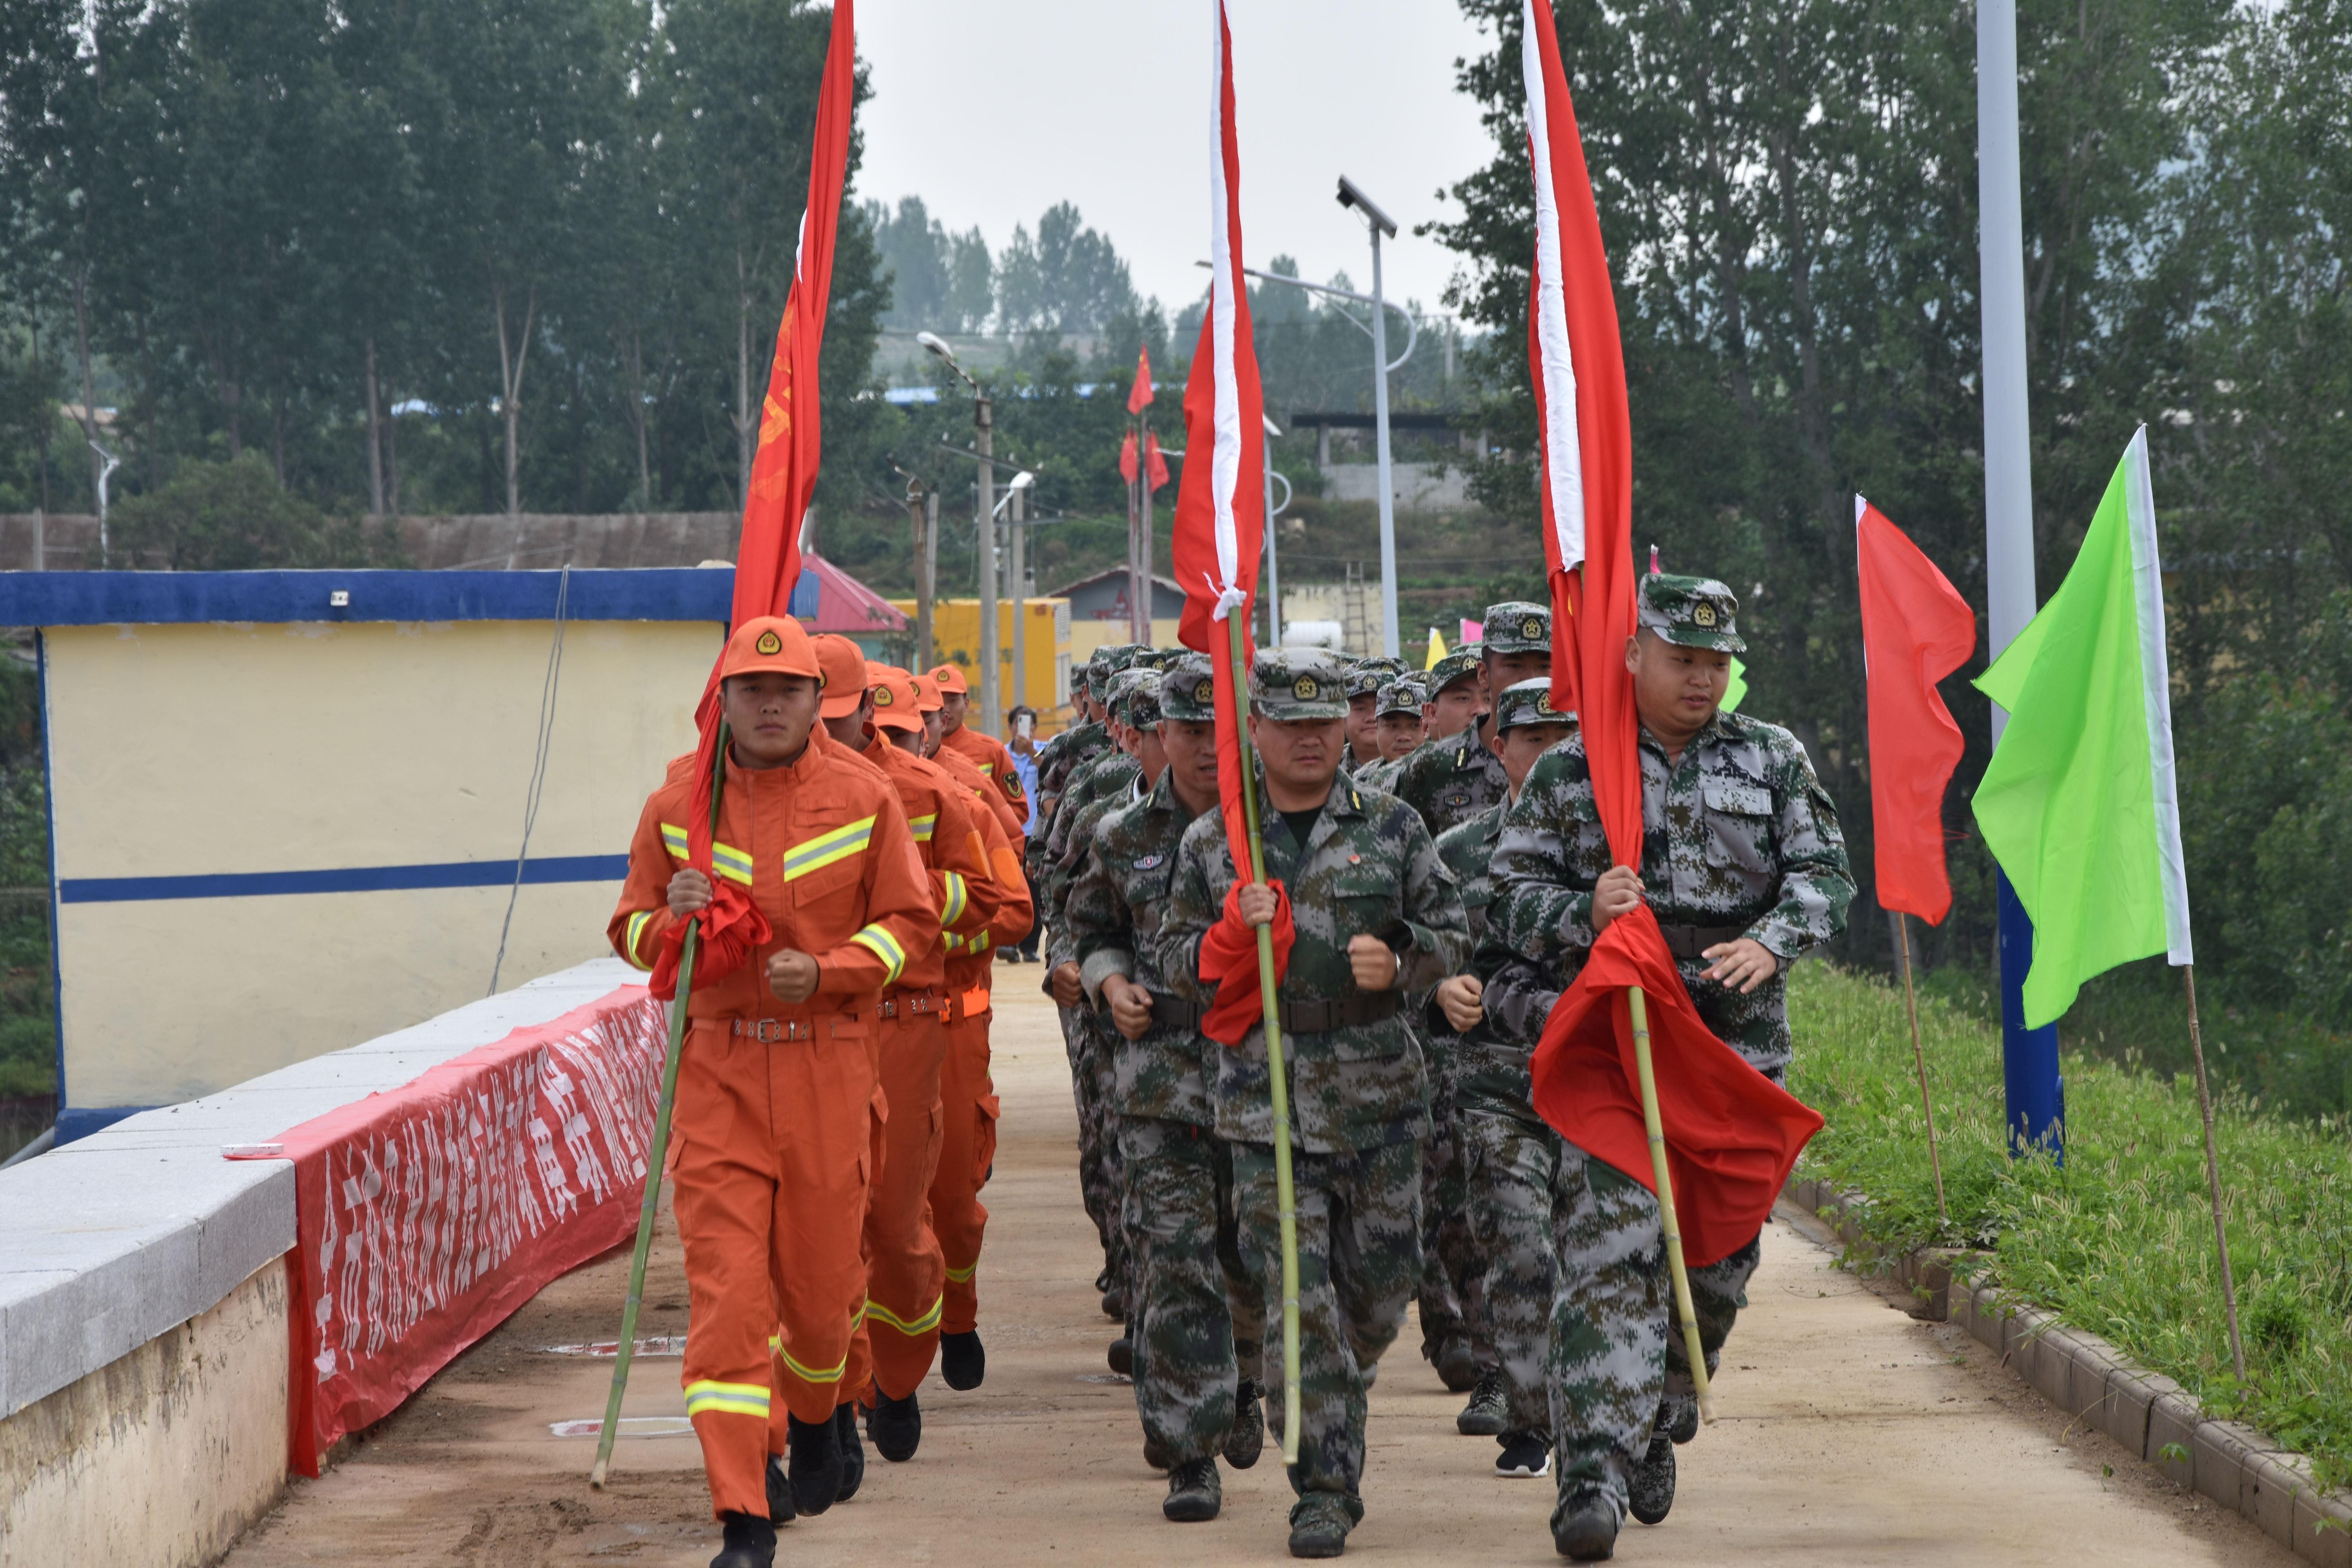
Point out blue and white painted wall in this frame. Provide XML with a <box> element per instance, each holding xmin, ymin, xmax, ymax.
<box><xmin>0</xmin><ymin>567</ymin><xmax>800</xmax><ymax>1140</ymax></box>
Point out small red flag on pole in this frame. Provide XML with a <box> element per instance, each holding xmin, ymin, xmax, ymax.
<box><xmin>1127</xmin><ymin>345</ymin><xmax>1156</xmax><ymax>414</ymax></box>
<box><xmin>1857</xmin><ymin>495</ymin><xmax>1976</xmax><ymax>924</ymax></box>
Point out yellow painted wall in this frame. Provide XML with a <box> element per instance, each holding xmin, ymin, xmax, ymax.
<box><xmin>44</xmin><ymin>618</ymin><xmax>718</xmax><ymax>1107</ymax></box>
<box><xmin>1069</xmin><ymin>618</ymin><xmax>1183</xmax><ymax>666</ymax></box>
<box><xmin>888</xmin><ymin>597</ymin><xmax>1072</xmax><ymax>735</ymax></box>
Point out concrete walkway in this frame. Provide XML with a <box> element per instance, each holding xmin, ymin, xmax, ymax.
<box><xmin>225</xmin><ymin>983</ymin><xmax>2293</xmax><ymax>1566</ymax></box>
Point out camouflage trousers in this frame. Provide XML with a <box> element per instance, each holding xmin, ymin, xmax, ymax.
<box><xmin>1456</xmin><ymin>1085</ymin><xmax>1558</xmax><ymax>1437</ymax></box>
<box><xmin>1058</xmin><ymin>1003</ymin><xmax>1127</xmax><ymax>1298</ymax></box>
<box><xmin>1546</xmin><ymin>1138</ymin><xmax>1759</xmax><ymax>1523</ymax></box>
<box><xmin>1118</xmin><ymin>1115</ymin><xmax>1265</xmax><ymax>1463</ymax></box>
<box><xmin>1233</xmin><ymin>1138</ymin><xmax>1422</xmax><ymax>1533</ymax></box>
<box><xmin>1416</xmin><ymin>1039</ymin><xmax>1493</xmax><ymax>1371</ymax></box>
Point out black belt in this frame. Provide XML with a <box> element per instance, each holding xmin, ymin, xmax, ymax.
<box><xmin>1147</xmin><ymin>991</ymin><xmax>1205</xmax><ymax>1031</ymax></box>
<box><xmin>1657</xmin><ymin>923</ymin><xmax>1750</xmax><ymax>960</ymax></box>
<box><xmin>1278</xmin><ymin>993</ymin><xmax>1401</xmax><ymax>1034</ymax></box>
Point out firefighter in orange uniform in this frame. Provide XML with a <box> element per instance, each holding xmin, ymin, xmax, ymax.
<box><xmin>608</xmin><ymin>616</ymin><xmax>933</xmax><ymax>1568</ymax></box>
<box><xmin>911</xmin><ymin>671</ymin><xmax>1034</xmax><ymax>1386</ymax></box>
<box><xmin>812</xmin><ymin>638</ymin><xmax>1002</xmax><ymax>1461</ymax></box>
<box><xmin>928</xmin><ymin>662</ymin><xmax>1031</xmax><ymax>847</ymax></box>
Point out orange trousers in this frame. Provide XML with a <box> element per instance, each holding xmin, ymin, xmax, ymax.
<box><xmin>846</xmin><ymin>997</ymin><xmax>950</xmax><ymax>1401</ymax></box>
<box><xmin>672</xmin><ymin>1015</ymin><xmax>873</xmax><ymax>1519</ymax></box>
<box><xmin>933</xmin><ymin>995</ymin><xmax>1001</xmax><ymax>1335</ymax></box>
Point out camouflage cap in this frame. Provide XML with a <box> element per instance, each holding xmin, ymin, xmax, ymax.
<box><xmin>1481</xmin><ymin>601</ymin><xmax>1553</xmax><ymax>656</ymax></box>
<box><xmin>1492</xmin><ymin>675</ymin><xmax>1574</xmax><ymax>733</ymax></box>
<box><xmin>1638</xmin><ymin>573</ymin><xmax>1746</xmax><ymax>653</ymax></box>
<box><xmin>1086</xmin><ymin>642</ymin><xmax>1147</xmax><ymax>701</ymax></box>
<box><xmin>1344</xmin><ymin>656</ymin><xmax>1408</xmax><ymax>699</ymax></box>
<box><xmin>1375</xmin><ymin>677</ymin><xmax>1428</xmax><ymax>718</ymax></box>
<box><xmin>1426</xmin><ymin>648</ymin><xmax>1481</xmax><ymax>695</ymax></box>
<box><xmin>1107</xmin><ymin>666</ymin><xmax>1163</xmax><ymax>729</ymax></box>
<box><xmin>1250</xmin><ymin>648</ymin><xmax>1350</xmax><ymax>720</ymax></box>
<box><xmin>1158</xmin><ymin>653</ymin><xmax>1218</xmax><ymax>723</ymax></box>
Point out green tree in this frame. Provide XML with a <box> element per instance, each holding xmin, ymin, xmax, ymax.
<box><xmin>110</xmin><ymin>449</ymin><xmax>402</xmax><ymax>568</ymax></box>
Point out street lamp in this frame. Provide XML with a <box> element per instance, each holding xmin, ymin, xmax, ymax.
<box><xmin>1336</xmin><ymin>176</ymin><xmax>1403</xmax><ymax>659</ymax></box>
<box><xmin>89</xmin><ymin>440</ymin><xmax>120</xmax><ymax>568</ymax></box>
<box><xmin>922</xmin><ymin>332</ymin><xmax>1002</xmax><ymax>737</ymax></box>
<box><xmin>1263</xmin><ymin>412</ymin><xmax>1290</xmax><ymax>648</ymax></box>
<box><xmin>997</xmin><ymin>470</ymin><xmax>1036</xmax><ymax>716</ymax></box>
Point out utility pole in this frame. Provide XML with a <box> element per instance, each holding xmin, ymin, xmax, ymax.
<box><xmin>90</xmin><ymin>440</ymin><xmax>119</xmax><ymax>569</ymax></box>
<box><xmin>1131</xmin><ymin>408</ymin><xmax>1154</xmax><ymax>645</ymax></box>
<box><xmin>923</xmin><ymin>491</ymin><xmax>940</xmax><ymax>668</ymax></box>
<box><xmin>904</xmin><ymin>474</ymin><xmax>933</xmax><ymax>670</ymax></box>
<box><xmin>975</xmin><ymin>391</ymin><xmax>1000</xmax><ymax>737</ymax></box>
<box><xmin>1978</xmin><ymin>0</ymin><xmax>2061</xmax><ymax>1160</ymax></box>
<box><xmin>1339</xmin><ymin>176</ymin><xmax>1402</xmax><ymax>659</ymax></box>
<box><xmin>1264</xmin><ymin>411</ymin><xmax>1288</xmax><ymax>649</ymax></box>
<box><xmin>1009</xmin><ymin>475</ymin><xmax>1029</xmax><ymax>713</ymax></box>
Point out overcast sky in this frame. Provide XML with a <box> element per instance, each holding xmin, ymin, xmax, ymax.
<box><xmin>854</xmin><ymin>0</ymin><xmax>1501</xmax><ymax>324</ymax></box>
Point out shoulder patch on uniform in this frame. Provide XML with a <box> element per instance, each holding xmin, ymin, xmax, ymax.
<box><xmin>1133</xmin><ymin>852</ymin><xmax>1164</xmax><ymax>870</ymax></box>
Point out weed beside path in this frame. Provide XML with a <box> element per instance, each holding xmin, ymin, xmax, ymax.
<box><xmin>1787</xmin><ymin>962</ymin><xmax>2352</xmax><ymax>1488</ymax></box>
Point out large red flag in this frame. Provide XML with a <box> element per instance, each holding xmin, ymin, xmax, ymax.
<box><xmin>1519</xmin><ymin>0</ymin><xmax>1819</xmax><ymax>1261</ymax></box>
<box><xmin>1172</xmin><ymin>0</ymin><xmax>1287</xmax><ymax>1042</ymax></box>
<box><xmin>660</xmin><ymin>0</ymin><xmax>856</xmax><ymax>992</ymax></box>
<box><xmin>1857</xmin><ymin>495</ymin><xmax>1976</xmax><ymax>924</ymax></box>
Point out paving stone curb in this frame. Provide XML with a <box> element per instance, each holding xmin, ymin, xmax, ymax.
<box><xmin>1789</xmin><ymin>1175</ymin><xmax>2352</xmax><ymax>1566</ymax></box>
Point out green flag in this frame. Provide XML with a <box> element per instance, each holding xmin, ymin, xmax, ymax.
<box><xmin>1972</xmin><ymin>426</ymin><xmax>2193</xmax><ymax>1029</ymax></box>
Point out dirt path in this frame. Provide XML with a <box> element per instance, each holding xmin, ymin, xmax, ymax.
<box><xmin>225</xmin><ymin>982</ymin><xmax>2292</xmax><ymax>1566</ymax></box>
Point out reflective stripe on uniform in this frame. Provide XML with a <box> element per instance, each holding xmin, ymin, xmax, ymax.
<box><xmin>683</xmin><ymin>1379</ymin><xmax>770</xmax><ymax>1419</ymax></box>
<box><xmin>909</xmin><ymin>812</ymin><xmax>938</xmax><ymax>842</ymax></box>
<box><xmin>850</xmin><ymin>923</ymin><xmax>907</xmax><ymax>984</ymax></box>
<box><xmin>660</xmin><ymin>820</ymin><xmax>753</xmax><ymax>886</ymax></box>
<box><xmin>782</xmin><ymin>815</ymin><xmax>876</xmax><ymax>881</ymax></box>
<box><xmin>777</xmin><ymin>1344</ymin><xmax>849</xmax><ymax>1385</ymax></box>
<box><xmin>939</xmin><ymin>870</ymin><xmax>967</xmax><ymax>926</ymax></box>
<box><xmin>623</xmin><ymin>910</ymin><xmax>655</xmax><ymax>971</ymax></box>
<box><xmin>866</xmin><ymin>1295</ymin><xmax>943</xmax><ymax>1336</ymax></box>
<box><xmin>943</xmin><ymin>1261</ymin><xmax>977</xmax><ymax>1284</ymax></box>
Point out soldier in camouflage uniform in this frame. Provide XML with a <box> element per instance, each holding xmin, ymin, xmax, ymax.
<box><xmin>1484</xmin><ymin>576</ymin><xmax>1853</xmax><ymax>1559</ymax></box>
<box><xmin>1432</xmin><ymin>678</ymin><xmax>1579</xmax><ymax>1475</ymax></box>
<box><xmin>1338</xmin><ymin>659</ymin><xmax>1389</xmax><ymax>773</ymax></box>
<box><xmin>1160</xmin><ymin>649</ymin><xmax>1470</xmax><ymax>1560</ymax></box>
<box><xmin>1422</xmin><ymin>649</ymin><xmax>1486</xmax><ymax>743</ymax></box>
<box><xmin>1352</xmin><ymin>677</ymin><xmax>1427</xmax><ymax>795</ymax></box>
<box><xmin>1391</xmin><ymin>604</ymin><xmax>1555</xmax><ymax>839</ymax></box>
<box><xmin>1065</xmin><ymin>655</ymin><xmax>1267</xmax><ymax>1523</ymax></box>
<box><xmin>1044</xmin><ymin>666</ymin><xmax>1153</xmax><ymax>1322</ymax></box>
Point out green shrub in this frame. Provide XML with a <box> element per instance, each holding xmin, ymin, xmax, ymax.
<box><xmin>1788</xmin><ymin>960</ymin><xmax>2352</xmax><ymax>1488</ymax></box>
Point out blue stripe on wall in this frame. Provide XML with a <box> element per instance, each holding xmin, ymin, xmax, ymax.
<box><xmin>59</xmin><ymin>853</ymin><xmax>630</xmax><ymax>904</ymax></box>
<box><xmin>0</xmin><ymin>566</ymin><xmax>815</xmax><ymax>628</ymax></box>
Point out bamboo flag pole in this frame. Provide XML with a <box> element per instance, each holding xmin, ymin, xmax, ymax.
<box><xmin>590</xmin><ymin>725</ymin><xmax>729</xmax><ymax>1490</ymax></box>
<box><xmin>1627</xmin><ymin>985</ymin><xmax>1715</xmax><ymax>1425</ymax></box>
<box><xmin>1227</xmin><ymin>611</ymin><xmax>1303</xmax><ymax>1463</ymax></box>
<box><xmin>1896</xmin><ymin>912</ymin><xmax>1949</xmax><ymax>1226</ymax></box>
<box><xmin>2181</xmin><ymin>966</ymin><xmax>2248</xmax><ymax>1383</ymax></box>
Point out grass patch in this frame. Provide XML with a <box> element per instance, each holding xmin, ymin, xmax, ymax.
<box><xmin>1788</xmin><ymin>960</ymin><xmax>2352</xmax><ymax>1489</ymax></box>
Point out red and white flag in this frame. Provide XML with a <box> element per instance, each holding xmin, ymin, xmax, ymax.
<box><xmin>1172</xmin><ymin>0</ymin><xmax>1286</xmax><ymax>1044</ymax></box>
<box><xmin>1518</xmin><ymin>0</ymin><xmax>1820</xmax><ymax>1264</ymax></box>
<box><xmin>665</xmin><ymin>0</ymin><xmax>857</xmax><ymax>990</ymax></box>
<box><xmin>1857</xmin><ymin>495</ymin><xmax>1976</xmax><ymax>924</ymax></box>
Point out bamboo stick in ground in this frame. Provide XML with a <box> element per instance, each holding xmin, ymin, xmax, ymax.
<box><xmin>1627</xmin><ymin>984</ymin><xmax>1715</xmax><ymax>1424</ymax></box>
<box><xmin>1896</xmin><ymin>912</ymin><xmax>1949</xmax><ymax>1227</ymax></box>
<box><xmin>2181</xmin><ymin>965</ymin><xmax>2248</xmax><ymax>1383</ymax></box>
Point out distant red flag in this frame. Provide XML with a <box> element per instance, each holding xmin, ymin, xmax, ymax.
<box><xmin>1127</xmin><ymin>345</ymin><xmax>1155</xmax><ymax>414</ymax></box>
<box><xmin>1119</xmin><ymin>430</ymin><xmax>1139</xmax><ymax>486</ymax></box>
<box><xmin>1146</xmin><ymin>432</ymin><xmax>1172</xmax><ymax>493</ymax></box>
<box><xmin>1172</xmin><ymin>0</ymin><xmax>1286</xmax><ymax>1042</ymax></box>
<box><xmin>1858</xmin><ymin>495</ymin><xmax>1976</xmax><ymax>924</ymax></box>
<box><xmin>1519</xmin><ymin>0</ymin><xmax>1819</xmax><ymax>1262</ymax></box>
<box><xmin>667</xmin><ymin>0</ymin><xmax>856</xmax><ymax>987</ymax></box>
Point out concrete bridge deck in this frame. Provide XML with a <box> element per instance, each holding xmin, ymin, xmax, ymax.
<box><xmin>219</xmin><ymin>984</ymin><xmax>2292</xmax><ymax>1567</ymax></box>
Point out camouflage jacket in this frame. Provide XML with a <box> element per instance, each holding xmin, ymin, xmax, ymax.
<box><xmin>1420</xmin><ymin>802</ymin><xmax>1500</xmax><ymax>1060</ymax></box>
<box><xmin>1064</xmin><ymin>769</ymin><xmax>1219</xmax><ymax>1127</ymax></box>
<box><xmin>1352</xmin><ymin>756</ymin><xmax>1401</xmax><ymax>795</ymax></box>
<box><xmin>1043</xmin><ymin>762</ymin><xmax>1146</xmax><ymax>969</ymax></box>
<box><xmin>1391</xmin><ymin>725</ymin><xmax>1510</xmax><ymax>840</ymax></box>
<box><xmin>1027</xmin><ymin>719</ymin><xmax>1115</xmax><ymax>875</ymax></box>
<box><xmin>1482</xmin><ymin>710</ymin><xmax>1853</xmax><ymax>1074</ymax></box>
<box><xmin>1159</xmin><ymin>774</ymin><xmax>1470</xmax><ymax>1153</ymax></box>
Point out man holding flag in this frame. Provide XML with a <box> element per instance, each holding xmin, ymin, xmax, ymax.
<box><xmin>1490</xmin><ymin>575</ymin><xmax>1852</xmax><ymax>1553</ymax></box>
